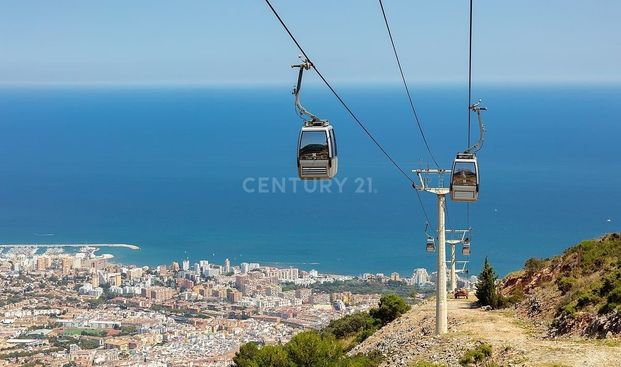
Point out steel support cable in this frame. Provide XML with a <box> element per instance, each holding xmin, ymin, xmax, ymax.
<box><xmin>467</xmin><ymin>0</ymin><xmax>473</xmax><ymax>148</ymax></box>
<box><xmin>466</xmin><ymin>201</ymin><xmax>471</xmax><ymax>228</ymax></box>
<box><xmin>466</xmin><ymin>0</ymin><xmax>474</xmax><ymax>227</ymax></box>
<box><xmin>264</xmin><ymin>0</ymin><xmax>433</xmax><ymax>225</ymax></box>
<box><xmin>378</xmin><ymin>0</ymin><xmax>440</xmax><ymax>169</ymax></box>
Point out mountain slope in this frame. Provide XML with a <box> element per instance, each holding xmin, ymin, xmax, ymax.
<box><xmin>501</xmin><ymin>233</ymin><xmax>621</xmax><ymax>337</ymax></box>
<box><xmin>353</xmin><ymin>297</ymin><xmax>621</xmax><ymax>367</ymax></box>
<box><xmin>352</xmin><ymin>234</ymin><xmax>621</xmax><ymax>366</ymax></box>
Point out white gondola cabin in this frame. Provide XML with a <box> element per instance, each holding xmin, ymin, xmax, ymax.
<box><xmin>297</xmin><ymin>122</ymin><xmax>338</xmax><ymax>180</ymax></box>
<box><xmin>450</xmin><ymin>153</ymin><xmax>479</xmax><ymax>202</ymax></box>
<box><xmin>461</xmin><ymin>243</ymin><xmax>471</xmax><ymax>256</ymax></box>
<box><xmin>426</xmin><ymin>236</ymin><xmax>436</xmax><ymax>252</ymax></box>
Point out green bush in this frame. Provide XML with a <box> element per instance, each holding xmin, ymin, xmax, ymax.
<box><xmin>498</xmin><ymin>286</ymin><xmax>525</xmax><ymax>308</ymax></box>
<box><xmin>598</xmin><ymin>302</ymin><xmax>618</xmax><ymax>315</ymax></box>
<box><xmin>286</xmin><ymin>331</ymin><xmax>343</xmax><ymax>367</ymax></box>
<box><xmin>355</xmin><ymin>326</ymin><xmax>378</xmax><ymax>344</ymax></box>
<box><xmin>255</xmin><ymin>344</ymin><xmax>290</xmax><ymax>367</ymax></box>
<box><xmin>594</xmin><ymin>268</ymin><xmax>621</xmax><ymax>314</ymax></box>
<box><xmin>324</xmin><ymin>312</ymin><xmax>377</xmax><ymax>339</ymax></box>
<box><xmin>576</xmin><ymin>292</ymin><xmax>600</xmax><ymax>309</ymax></box>
<box><xmin>234</xmin><ymin>295</ymin><xmax>410</xmax><ymax>367</ymax></box>
<box><xmin>458</xmin><ymin>343</ymin><xmax>493</xmax><ymax>366</ymax></box>
<box><xmin>78</xmin><ymin>329</ymin><xmax>106</xmax><ymax>337</ymax></box>
<box><xmin>233</xmin><ymin>331</ymin><xmax>382</xmax><ymax>367</ymax></box>
<box><xmin>556</xmin><ymin>277</ymin><xmax>575</xmax><ymax>295</ymax></box>
<box><xmin>607</xmin><ymin>287</ymin><xmax>621</xmax><ymax>304</ymax></box>
<box><xmin>369</xmin><ymin>294</ymin><xmax>410</xmax><ymax>326</ymax></box>
<box><xmin>599</xmin><ymin>277</ymin><xmax>617</xmax><ymax>297</ymax></box>
<box><xmin>233</xmin><ymin>342</ymin><xmax>260</xmax><ymax>367</ymax></box>
<box><xmin>561</xmin><ymin>304</ymin><xmax>576</xmax><ymax>316</ymax></box>
<box><xmin>570</xmin><ymin>236</ymin><xmax>621</xmax><ymax>274</ymax></box>
<box><xmin>524</xmin><ymin>257</ymin><xmax>546</xmax><ymax>274</ymax></box>
<box><xmin>78</xmin><ymin>339</ymin><xmax>100</xmax><ymax>350</ymax></box>
<box><xmin>410</xmin><ymin>361</ymin><xmax>446</xmax><ymax>367</ymax></box>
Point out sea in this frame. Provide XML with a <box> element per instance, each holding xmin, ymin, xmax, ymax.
<box><xmin>0</xmin><ymin>83</ymin><xmax>619</xmax><ymax>277</ymax></box>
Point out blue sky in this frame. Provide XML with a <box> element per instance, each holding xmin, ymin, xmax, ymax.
<box><xmin>0</xmin><ymin>0</ymin><xmax>619</xmax><ymax>85</ymax></box>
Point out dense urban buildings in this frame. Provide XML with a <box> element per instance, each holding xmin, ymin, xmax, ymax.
<box><xmin>0</xmin><ymin>246</ymin><xmax>469</xmax><ymax>366</ymax></box>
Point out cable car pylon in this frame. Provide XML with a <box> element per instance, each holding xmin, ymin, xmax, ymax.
<box><xmin>445</xmin><ymin>228</ymin><xmax>472</xmax><ymax>292</ymax></box>
<box><xmin>413</xmin><ymin>168</ymin><xmax>450</xmax><ymax>335</ymax></box>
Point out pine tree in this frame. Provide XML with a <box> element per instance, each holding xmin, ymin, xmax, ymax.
<box><xmin>475</xmin><ymin>257</ymin><xmax>498</xmax><ymax>308</ymax></box>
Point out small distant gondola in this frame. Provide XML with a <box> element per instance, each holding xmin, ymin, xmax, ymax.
<box><xmin>461</xmin><ymin>243</ymin><xmax>471</xmax><ymax>256</ymax></box>
<box><xmin>461</xmin><ymin>236</ymin><xmax>471</xmax><ymax>256</ymax></box>
<box><xmin>426</xmin><ymin>236</ymin><xmax>436</xmax><ymax>252</ymax></box>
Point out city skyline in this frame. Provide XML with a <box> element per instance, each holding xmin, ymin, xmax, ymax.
<box><xmin>0</xmin><ymin>242</ymin><xmax>445</xmax><ymax>365</ymax></box>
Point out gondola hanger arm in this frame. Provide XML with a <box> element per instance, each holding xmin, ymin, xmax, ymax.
<box><xmin>291</xmin><ymin>56</ymin><xmax>321</xmax><ymax>123</ymax></box>
<box><xmin>465</xmin><ymin>99</ymin><xmax>487</xmax><ymax>154</ymax></box>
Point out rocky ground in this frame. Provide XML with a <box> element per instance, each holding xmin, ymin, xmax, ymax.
<box><xmin>501</xmin><ymin>233</ymin><xmax>621</xmax><ymax>339</ymax></box>
<box><xmin>351</xmin><ymin>297</ymin><xmax>621</xmax><ymax>367</ymax></box>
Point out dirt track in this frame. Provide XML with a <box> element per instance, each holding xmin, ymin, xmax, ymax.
<box><xmin>353</xmin><ymin>297</ymin><xmax>621</xmax><ymax>366</ymax></box>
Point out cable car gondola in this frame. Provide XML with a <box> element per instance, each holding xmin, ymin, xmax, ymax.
<box><xmin>461</xmin><ymin>243</ymin><xmax>471</xmax><ymax>256</ymax></box>
<box><xmin>451</xmin><ymin>153</ymin><xmax>479</xmax><ymax>202</ymax></box>
<box><xmin>424</xmin><ymin>223</ymin><xmax>436</xmax><ymax>252</ymax></box>
<box><xmin>292</xmin><ymin>58</ymin><xmax>338</xmax><ymax>180</ymax></box>
<box><xmin>426</xmin><ymin>236</ymin><xmax>436</xmax><ymax>252</ymax></box>
<box><xmin>450</xmin><ymin>100</ymin><xmax>486</xmax><ymax>202</ymax></box>
<box><xmin>298</xmin><ymin>122</ymin><xmax>338</xmax><ymax>179</ymax></box>
<box><xmin>461</xmin><ymin>237</ymin><xmax>471</xmax><ymax>256</ymax></box>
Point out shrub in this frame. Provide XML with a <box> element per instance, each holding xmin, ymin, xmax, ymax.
<box><xmin>498</xmin><ymin>286</ymin><xmax>525</xmax><ymax>308</ymax></box>
<box><xmin>355</xmin><ymin>326</ymin><xmax>378</xmax><ymax>343</ymax></box>
<box><xmin>598</xmin><ymin>302</ymin><xmax>618</xmax><ymax>315</ymax></box>
<box><xmin>599</xmin><ymin>276</ymin><xmax>618</xmax><ymax>297</ymax></box>
<box><xmin>458</xmin><ymin>343</ymin><xmax>493</xmax><ymax>366</ymax></box>
<box><xmin>78</xmin><ymin>339</ymin><xmax>100</xmax><ymax>350</ymax></box>
<box><xmin>561</xmin><ymin>304</ymin><xmax>576</xmax><ymax>316</ymax></box>
<box><xmin>556</xmin><ymin>277</ymin><xmax>575</xmax><ymax>295</ymax></box>
<box><xmin>234</xmin><ymin>331</ymin><xmax>383</xmax><ymax>367</ymax></box>
<box><xmin>324</xmin><ymin>297</ymin><xmax>408</xmax><ymax>348</ymax></box>
<box><xmin>255</xmin><ymin>345</ymin><xmax>290</xmax><ymax>367</ymax></box>
<box><xmin>347</xmin><ymin>350</ymin><xmax>384</xmax><ymax>366</ymax></box>
<box><xmin>524</xmin><ymin>257</ymin><xmax>546</xmax><ymax>274</ymax></box>
<box><xmin>285</xmin><ymin>332</ymin><xmax>344</xmax><ymax>367</ymax></box>
<box><xmin>369</xmin><ymin>294</ymin><xmax>410</xmax><ymax>326</ymax></box>
<box><xmin>572</xmin><ymin>237</ymin><xmax>621</xmax><ymax>274</ymax></box>
<box><xmin>324</xmin><ymin>312</ymin><xmax>377</xmax><ymax>339</ymax></box>
<box><xmin>576</xmin><ymin>292</ymin><xmax>600</xmax><ymax>309</ymax></box>
<box><xmin>411</xmin><ymin>361</ymin><xmax>446</xmax><ymax>367</ymax></box>
<box><xmin>596</xmin><ymin>271</ymin><xmax>621</xmax><ymax>315</ymax></box>
<box><xmin>233</xmin><ymin>343</ymin><xmax>259</xmax><ymax>367</ymax></box>
<box><xmin>607</xmin><ymin>287</ymin><xmax>621</xmax><ymax>304</ymax></box>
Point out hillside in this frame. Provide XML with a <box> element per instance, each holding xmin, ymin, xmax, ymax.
<box><xmin>353</xmin><ymin>297</ymin><xmax>621</xmax><ymax>366</ymax></box>
<box><xmin>353</xmin><ymin>234</ymin><xmax>621</xmax><ymax>366</ymax></box>
<box><xmin>501</xmin><ymin>233</ymin><xmax>621</xmax><ymax>337</ymax></box>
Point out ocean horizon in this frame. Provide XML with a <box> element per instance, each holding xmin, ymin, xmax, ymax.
<box><xmin>0</xmin><ymin>83</ymin><xmax>619</xmax><ymax>277</ymax></box>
